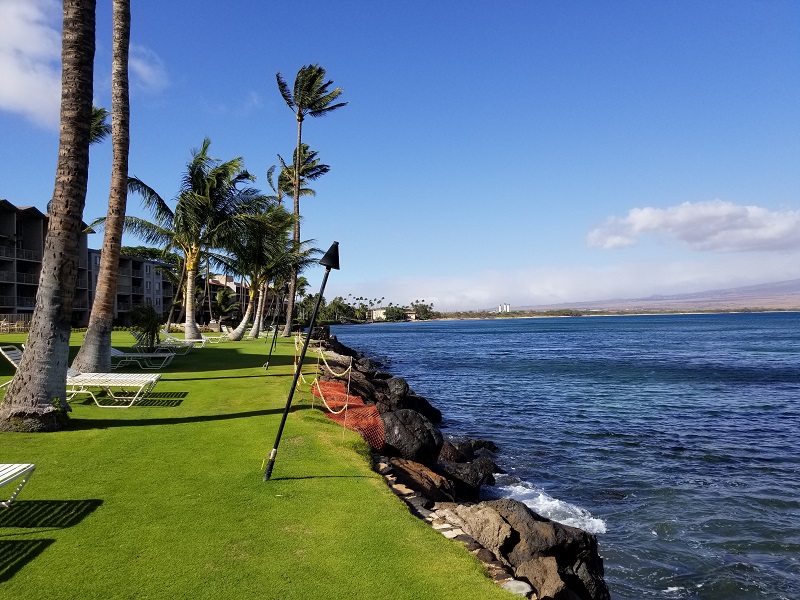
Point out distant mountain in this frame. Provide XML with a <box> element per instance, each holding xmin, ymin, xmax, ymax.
<box><xmin>518</xmin><ymin>279</ymin><xmax>800</xmax><ymax>312</ymax></box>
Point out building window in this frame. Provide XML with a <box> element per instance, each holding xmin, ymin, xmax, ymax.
<box><xmin>146</xmin><ymin>281</ymin><xmax>151</xmax><ymax>291</ymax></box>
<box><xmin>155</xmin><ymin>281</ymin><xmax>160</xmax><ymax>291</ymax></box>
<box><xmin>145</xmin><ymin>264</ymin><xmax>151</xmax><ymax>274</ymax></box>
<box><xmin>146</xmin><ymin>297</ymin><xmax>152</xmax><ymax>306</ymax></box>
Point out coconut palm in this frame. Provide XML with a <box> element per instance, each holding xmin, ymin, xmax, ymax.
<box><xmin>124</xmin><ymin>138</ymin><xmax>270</xmax><ymax>339</ymax></box>
<box><xmin>0</xmin><ymin>0</ymin><xmax>96</xmax><ymax>431</ymax></box>
<box><xmin>72</xmin><ymin>0</ymin><xmax>131</xmax><ymax>373</ymax></box>
<box><xmin>224</xmin><ymin>209</ymin><xmax>315</xmax><ymax>341</ymax></box>
<box><xmin>276</xmin><ymin>64</ymin><xmax>346</xmax><ymax>336</ymax></box>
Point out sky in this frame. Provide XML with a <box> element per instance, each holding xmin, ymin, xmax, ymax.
<box><xmin>1</xmin><ymin>0</ymin><xmax>799</xmax><ymax>311</ymax></box>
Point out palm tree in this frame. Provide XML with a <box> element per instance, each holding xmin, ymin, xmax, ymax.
<box><xmin>224</xmin><ymin>209</ymin><xmax>314</xmax><ymax>341</ymax></box>
<box><xmin>124</xmin><ymin>138</ymin><xmax>270</xmax><ymax>339</ymax></box>
<box><xmin>276</xmin><ymin>64</ymin><xmax>346</xmax><ymax>336</ymax></box>
<box><xmin>0</xmin><ymin>0</ymin><xmax>96</xmax><ymax>431</ymax></box>
<box><xmin>72</xmin><ymin>0</ymin><xmax>131</xmax><ymax>373</ymax></box>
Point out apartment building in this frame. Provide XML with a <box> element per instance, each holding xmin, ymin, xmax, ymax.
<box><xmin>0</xmin><ymin>199</ymin><xmax>172</xmax><ymax>327</ymax></box>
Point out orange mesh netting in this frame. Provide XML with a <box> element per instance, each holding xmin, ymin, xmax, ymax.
<box><xmin>312</xmin><ymin>380</ymin><xmax>385</xmax><ymax>451</ymax></box>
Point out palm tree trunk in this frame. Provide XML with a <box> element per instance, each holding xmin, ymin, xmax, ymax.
<box><xmin>248</xmin><ymin>284</ymin><xmax>266</xmax><ymax>339</ymax></box>
<box><xmin>164</xmin><ymin>260</ymin><xmax>185</xmax><ymax>332</ymax></box>
<box><xmin>281</xmin><ymin>118</ymin><xmax>303</xmax><ymax>337</ymax></box>
<box><xmin>72</xmin><ymin>0</ymin><xmax>130</xmax><ymax>375</ymax></box>
<box><xmin>184</xmin><ymin>267</ymin><xmax>202</xmax><ymax>339</ymax></box>
<box><xmin>0</xmin><ymin>0</ymin><xmax>96</xmax><ymax>431</ymax></box>
<box><xmin>227</xmin><ymin>285</ymin><xmax>256</xmax><ymax>341</ymax></box>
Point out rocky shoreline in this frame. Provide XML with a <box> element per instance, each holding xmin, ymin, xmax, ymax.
<box><xmin>316</xmin><ymin>331</ymin><xmax>610</xmax><ymax>600</ymax></box>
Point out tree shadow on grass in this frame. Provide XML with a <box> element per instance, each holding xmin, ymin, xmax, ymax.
<box><xmin>0</xmin><ymin>499</ymin><xmax>102</xmax><ymax>582</ymax></box>
<box><xmin>67</xmin><ymin>405</ymin><xmax>310</xmax><ymax>430</ymax></box>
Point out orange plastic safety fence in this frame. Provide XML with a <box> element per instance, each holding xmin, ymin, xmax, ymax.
<box><xmin>312</xmin><ymin>380</ymin><xmax>385</xmax><ymax>450</ymax></box>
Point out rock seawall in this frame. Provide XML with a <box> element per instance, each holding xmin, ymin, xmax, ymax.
<box><xmin>319</xmin><ymin>332</ymin><xmax>610</xmax><ymax>600</ymax></box>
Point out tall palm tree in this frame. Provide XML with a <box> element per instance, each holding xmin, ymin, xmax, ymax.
<box><xmin>73</xmin><ymin>0</ymin><xmax>131</xmax><ymax>374</ymax></box>
<box><xmin>276</xmin><ymin>64</ymin><xmax>346</xmax><ymax>336</ymax></box>
<box><xmin>124</xmin><ymin>138</ymin><xmax>270</xmax><ymax>339</ymax></box>
<box><xmin>0</xmin><ymin>0</ymin><xmax>96</xmax><ymax>431</ymax></box>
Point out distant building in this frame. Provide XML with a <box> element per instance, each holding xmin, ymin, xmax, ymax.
<box><xmin>0</xmin><ymin>198</ymin><xmax>173</xmax><ymax>327</ymax></box>
<box><xmin>497</xmin><ymin>303</ymin><xmax>511</xmax><ymax>313</ymax></box>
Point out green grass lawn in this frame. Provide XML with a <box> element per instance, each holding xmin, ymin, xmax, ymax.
<box><xmin>0</xmin><ymin>332</ymin><xmax>511</xmax><ymax>599</ymax></box>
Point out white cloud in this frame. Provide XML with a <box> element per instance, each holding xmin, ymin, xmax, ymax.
<box><xmin>588</xmin><ymin>200</ymin><xmax>800</xmax><ymax>252</ymax></box>
<box><xmin>0</xmin><ymin>0</ymin><xmax>61</xmax><ymax>128</ymax></box>
<box><xmin>129</xmin><ymin>44</ymin><xmax>168</xmax><ymax>93</ymax></box>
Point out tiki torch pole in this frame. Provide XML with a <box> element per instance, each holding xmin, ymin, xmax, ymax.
<box><xmin>264</xmin><ymin>282</ymin><xmax>290</xmax><ymax>369</ymax></box>
<box><xmin>264</xmin><ymin>241</ymin><xmax>339</xmax><ymax>481</ymax></box>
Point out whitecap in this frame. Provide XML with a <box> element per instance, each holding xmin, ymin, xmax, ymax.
<box><xmin>493</xmin><ymin>478</ymin><xmax>608</xmax><ymax>534</ymax></box>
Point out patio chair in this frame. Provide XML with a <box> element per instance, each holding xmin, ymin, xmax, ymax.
<box><xmin>0</xmin><ymin>345</ymin><xmax>161</xmax><ymax>408</ymax></box>
<box><xmin>161</xmin><ymin>330</ymin><xmax>208</xmax><ymax>349</ymax></box>
<box><xmin>201</xmin><ymin>329</ymin><xmax>228</xmax><ymax>344</ymax></box>
<box><xmin>131</xmin><ymin>330</ymin><xmax>192</xmax><ymax>355</ymax></box>
<box><xmin>111</xmin><ymin>347</ymin><xmax>175</xmax><ymax>370</ymax></box>
<box><xmin>1</xmin><ymin>463</ymin><xmax>35</xmax><ymax>509</ymax></box>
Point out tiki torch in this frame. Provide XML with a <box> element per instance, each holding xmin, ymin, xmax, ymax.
<box><xmin>263</xmin><ymin>241</ymin><xmax>339</xmax><ymax>481</ymax></box>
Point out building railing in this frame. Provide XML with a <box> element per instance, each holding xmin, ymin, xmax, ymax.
<box><xmin>76</xmin><ymin>275</ymin><xmax>88</xmax><ymax>288</ymax></box>
<box><xmin>73</xmin><ymin>299</ymin><xmax>88</xmax><ymax>309</ymax></box>
<box><xmin>118</xmin><ymin>268</ymin><xmax>132</xmax><ymax>277</ymax></box>
<box><xmin>0</xmin><ymin>271</ymin><xmax>13</xmax><ymax>282</ymax></box>
<box><xmin>117</xmin><ymin>284</ymin><xmax>132</xmax><ymax>294</ymax></box>
<box><xmin>16</xmin><ymin>248</ymin><xmax>42</xmax><ymax>261</ymax></box>
<box><xmin>0</xmin><ymin>246</ymin><xmax>15</xmax><ymax>259</ymax></box>
<box><xmin>17</xmin><ymin>297</ymin><xmax>36</xmax><ymax>308</ymax></box>
<box><xmin>117</xmin><ymin>302</ymin><xmax>131</xmax><ymax>311</ymax></box>
<box><xmin>16</xmin><ymin>272</ymin><xmax>40</xmax><ymax>285</ymax></box>
<box><xmin>0</xmin><ymin>295</ymin><xmax>16</xmax><ymax>306</ymax></box>
<box><xmin>131</xmin><ymin>269</ymin><xmax>143</xmax><ymax>278</ymax></box>
<box><xmin>131</xmin><ymin>286</ymin><xmax>144</xmax><ymax>295</ymax></box>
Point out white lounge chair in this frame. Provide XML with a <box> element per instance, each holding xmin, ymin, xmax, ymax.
<box><xmin>111</xmin><ymin>347</ymin><xmax>174</xmax><ymax>370</ymax></box>
<box><xmin>66</xmin><ymin>371</ymin><xmax>162</xmax><ymax>408</ymax></box>
<box><xmin>1</xmin><ymin>463</ymin><xmax>35</xmax><ymax>509</ymax></box>
<box><xmin>0</xmin><ymin>345</ymin><xmax>161</xmax><ymax>408</ymax></box>
<box><xmin>160</xmin><ymin>330</ymin><xmax>208</xmax><ymax>349</ymax></box>
<box><xmin>131</xmin><ymin>330</ymin><xmax>192</xmax><ymax>355</ymax></box>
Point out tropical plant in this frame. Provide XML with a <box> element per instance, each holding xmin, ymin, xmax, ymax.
<box><xmin>212</xmin><ymin>287</ymin><xmax>240</xmax><ymax>322</ymax></box>
<box><xmin>72</xmin><ymin>0</ymin><xmax>131</xmax><ymax>373</ymax></box>
<box><xmin>0</xmin><ymin>0</ymin><xmax>96</xmax><ymax>431</ymax></box>
<box><xmin>128</xmin><ymin>304</ymin><xmax>162</xmax><ymax>352</ymax></box>
<box><xmin>123</xmin><ymin>138</ymin><xmax>270</xmax><ymax>339</ymax></box>
<box><xmin>276</xmin><ymin>64</ymin><xmax>346</xmax><ymax>336</ymax></box>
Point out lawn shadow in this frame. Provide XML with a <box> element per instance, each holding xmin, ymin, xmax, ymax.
<box><xmin>0</xmin><ymin>499</ymin><xmax>103</xmax><ymax>528</ymax></box>
<box><xmin>67</xmin><ymin>405</ymin><xmax>310</xmax><ymax>430</ymax></box>
<box><xmin>0</xmin><ymin>499</ymin><xmax>102</xmax><ymax>582</ymax></box>
<box><xmin>0</xmin><ymin>539</ymin><xmax>54</xmax><ymax>582</ymax></box>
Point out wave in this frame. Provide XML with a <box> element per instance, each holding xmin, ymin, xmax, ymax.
<box><xmin>489</xmin><ymin>475</ymin><xmax>608</xmax><ymax>534</ymax></box>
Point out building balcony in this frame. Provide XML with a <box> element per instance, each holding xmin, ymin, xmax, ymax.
<box><xmin>16</xmin><ymin>248</ymin><xmax>42</xmax><ymax>261</ymax></box>
<box><xmin>0</xmin><ymin>295</ymin><xmax>16</xmax><ymax>306</ymax></box>
<box><xmin>17</xmin><ymin>297</ymin><xmax>36</xmax><ymax>308</ymax></box>
<box><xmin>16</xmin><ymin>272</ymin><xmax>40</xmax><ymax>285</ymax></box>
<box><xmin>0</xmin><ymin>271</ymin><xmax>13</xmax><ymax>283</ymax></box>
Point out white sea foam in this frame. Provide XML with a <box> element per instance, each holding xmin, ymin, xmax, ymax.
<box><xmin>495</xmin><ymin>478</ymin><xmax>608</xmax><ymax>535</ymax></box>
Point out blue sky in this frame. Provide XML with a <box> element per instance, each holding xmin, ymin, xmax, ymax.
<box><xmin>1</xmin><ymin>0</ymin><xmax>799</xmax><ymax>311</ymax></box>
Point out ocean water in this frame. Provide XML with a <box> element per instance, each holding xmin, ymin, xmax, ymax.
<box><xmin>331</xmin><ymin>313</ymin><xmax>800</xmax><ymax>599</ymax></box>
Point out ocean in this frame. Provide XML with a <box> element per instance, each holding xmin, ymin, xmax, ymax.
<box><xmin>331</xmin><ymin>312</ymin><xmax>800</xmax><ymax>599</ymax></box>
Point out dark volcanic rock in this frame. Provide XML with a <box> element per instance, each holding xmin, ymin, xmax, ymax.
<box><xmin>390</xmin><ymin>458</ymin><xmax>455</xmax><ymax>502</ymax></box>
<box><xmin>447</xmin><ymin>499</ymin><xmax>609</xmax><ymax>600</ymax></box>
<box><xmin>436</xmin><ymin>455</ymin><xmax>498</xmax><ymax>501</ymax></box>
<box><xmin>381</xmin><ymin>409</ymin><xmax>443</xmax><ymax>465</ymax></box>
<box><xmin>439</xmin><ymin>441</ymin><xmax>472</xmax><ymax>463</ymax></box>
<box><xmin>387</xmin><ymin>377</ymin><xmax>410</xmax><ymax>398</ymax></box>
